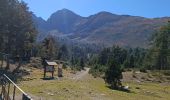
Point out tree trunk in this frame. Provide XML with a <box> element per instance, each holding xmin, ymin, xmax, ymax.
<box><xmin>1</xmin><ymin>56</ymin><xmax>4</xmax><ymax>68</ymax></box>
<box><xmin>12</xmin><ymin>57</ymin><xmax>21</xmax><ymax>74</ymax></box>
<box><xmin>5</xmin><ymin>55</ymin><xmax>10</xmax><ymax>70</ymax></box>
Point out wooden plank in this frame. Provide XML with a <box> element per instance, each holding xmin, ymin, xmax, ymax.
<box><xmin>45</xmin><ymin>66</ymin><xmax>55</xmax><ymax>72</ymax></box>
<box><xmin>12</xmin><ymin>86</ymin><xmax>16</xmax><ymax>100</ymax></box>
<box><xmin>7</xmin><ymin>83</ymin><xmax>11</xmax><ymax>100</ymax></box>
<box><xmin>2</xmin><ymin>85</ymin><xmax>11</xmax><ymax>100</ymax></box>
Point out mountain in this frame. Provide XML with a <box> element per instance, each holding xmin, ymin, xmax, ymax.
<box><xmin>33</xmin><ymin>9</ymin><xmax>170</xmax><ymax>47</ymax></box>
<box><xmin>32</xmin><ymin>14</ymin><xmax>47</xmax><ymax>33</ymax></box>
<box><xmin>46</xmin><ymin>9</ymin><xmax>83</xmax><ymax>34</ymax></box>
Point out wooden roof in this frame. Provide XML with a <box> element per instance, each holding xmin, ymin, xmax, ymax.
<box><xmin>46</xmin><ymin>61</ymin><xmax>57</xmax><ymax>66</ymax></box>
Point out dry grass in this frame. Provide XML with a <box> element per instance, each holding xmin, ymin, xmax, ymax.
<box><xmin>15</xmin><ymin>68</ymin><xmax>170</xmax><ymax>100</ymax></box>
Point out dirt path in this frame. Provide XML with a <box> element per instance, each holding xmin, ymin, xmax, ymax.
<box><xmin>72</xmin><ymin>68</ymin><xmax>90</xmax><ymax>80</ymax></box>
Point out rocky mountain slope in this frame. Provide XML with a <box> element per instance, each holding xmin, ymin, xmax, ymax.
<box><xmin>33</xmin><ymin>9</ymin><xmax>170</xmax><ymax>47</ymax></box>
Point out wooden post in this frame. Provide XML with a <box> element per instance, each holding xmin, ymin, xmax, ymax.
<box><xmin>0</xmin><ymin>82</ymin><xmax>3</xmax><ymax>96</ymax></box>
<box><xmin>58</xmin><ymin>64</ymin><xmax>63</xmax><ymax>77</ymax></box>
<box><xmin>52</xmin><ymin>66</ymin><xmax>54</xmax><ymax>78</ymax></box>
<box><xmin>52</xmin><ymin>71</ymin><xmax>54</xmax><ymax>78</ymax></box>
<box><xmin>7</xmin><ymin>83</ymin><xmax>10</xmax><ymax>100</ymax></box>
<box><xmin>1</xmin><ymin>85</ymin><xmax>5</xmax><ymax>99</ymax></box>
<box><xmin>44</xmin><ymin>66</ymin><xmax>46</xmax><ymax>78</ymax></box>
<box><xmin>13</xmin><ymin>86</ymin><xmax>16</xmax><ymax>100</ymax></box>
<box><xmin>4</xmin><ymin>83</ymin><xmax>6</xmax><ymax>99</ymax></box>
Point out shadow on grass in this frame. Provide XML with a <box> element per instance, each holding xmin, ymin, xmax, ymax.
<box><xmin>106</xmin><ymin>85</ymin><xmax>132</xmax><ymax>93</ymax></box>
<box><xmin>40</xmin><ymin>77</ymin><xmax>58</xmax><ymax>80</ymax></box>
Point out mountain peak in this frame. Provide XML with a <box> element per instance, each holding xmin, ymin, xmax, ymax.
<box><xmin>57</xmin><ymin>8</ymin><xmax>74</xmax><ymax>13</ymax></box>
<box><xmin>48</xmin><ymin>8</ymin><xmax>82</xmax><ymax>21</ymax></box>
<box><xmin>96</xmin><ymin>11</ymin><xmax>115</xmax><ymax>16</ymax></box>
<box><xmin>51</xmin><ymin>8</ymin><xmax>80</xmax><ymax>17</ymax></box>
<box><xmin>46</xmin><ymin>9</ymin><xmax>83</xmax><ymax>34</ymax></box>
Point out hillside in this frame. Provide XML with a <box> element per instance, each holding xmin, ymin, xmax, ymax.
<box><xmin>33</xmin><ymin>9</ymin><xmax>170</xmax><ymax>47</ymax></box>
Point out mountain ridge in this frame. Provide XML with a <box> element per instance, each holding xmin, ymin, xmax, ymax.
<box><xmin>33</xmin><ymin>9</ymin><xmax>170</xmax><ymax>47</ymax></box>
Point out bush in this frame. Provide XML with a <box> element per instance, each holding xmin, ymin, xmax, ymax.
<box><xmin>140</xmin><ymin>67</ymin><xmax>147</xmax><ymax>73</ymax></box>
<box><xmin>62</xmin><ymin>63</ymin><xmax>67</xmax><ymax>69</ymax></box>
<box><xmin>162</xmin><ymin>70</ymin><xmax>170</xmax><ymax>76</ymax></box>
<box><xmin>89</xmin><ymin>64</ymin><xmax>106</xmax><ymax>78</ymax></box>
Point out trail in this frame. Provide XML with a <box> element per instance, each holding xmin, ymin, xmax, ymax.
<box><xmin>72</xmin><ymin>67</ymin><xmax>90</xmax><ymax>80</ymax></box>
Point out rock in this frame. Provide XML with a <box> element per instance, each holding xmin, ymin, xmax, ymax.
<box><xmin>124</xmin><ymin>86</ymin><xmax>129</xmax><ymax>90</ymax></box>
<box><xmin>100</xmin><ymin>94</ymin><xmax>106</xmax><ymax>96</ymax></box>
<box><xmin>63</xmin><ymin>88</ymin><xmax>69</xmax><ymax>92</ymax></box>
<box><xmin>38</xmin><ymin>91</ymin><xmax>43</xmax><ymax>93</ymax></box>
<box><xmin>136</xmin><ymin>87</ymin><xmax>140</xmax><ymax>89</ymax></box>
<box><xmin>26</xmin><ymin>69</ymin><xmax>32</xmax><ymax>72</ymax></box>
<box><xmin>135</xmin><ymin>71</ymin><xmax>141</xmax><ymax>74</ymax></box>
<box><xmin>146</xmin><ymin>91</ymin><xmax>151</xmax><ymax>93</ymax></box>
<box><xmin>136</xmin><ymin>80</ymin><xmax>141</xmax><ymax>83</ymax></box>
<box><xmin>47</xmin><ymin>92</ymin><xmax>54</xmax><ymax>96</ymax></box>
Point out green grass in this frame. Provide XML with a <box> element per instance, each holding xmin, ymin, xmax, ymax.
<box><xmin>17</xmin><ymin>68</ymin><xmax>170</xmax><ymax>100</ymax></box>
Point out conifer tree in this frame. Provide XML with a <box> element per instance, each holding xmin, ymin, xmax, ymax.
<box><xmin>80</xmin><ymin>57</ymin><xmax>85</xmax><ymax>70</ymax></box>
<box><xmin>104</xmin><ymin>59</ymin><xmax>123</xmax><ymax>89</ymax></box>
<box><xmin>147</xmin><ymin>21</ymin><xmax>170</xmax><ymax>70</ymax></box>
<box><xmin>0</xmin><ymin>0</ymin><xmax>37</xmax><ymax>70</ymax></box>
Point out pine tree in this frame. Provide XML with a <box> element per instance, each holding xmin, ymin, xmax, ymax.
<box><xmin>42</xmin><ymin>37</ymin><xmax>56</xmax><ymax>60</ymax></box>
<box><xmin>0</xmin><ymin>0</ymin><xmax>37</xmax><ymax>70</ymax></box>
<box><xmin>58</xmin><ymin>44</ymin><xmax>69</xmax><ymax>61</ymax></box>
<box><xmin>80</xmin><ymin>57</ymin><xmax>85</xmax><ymax>70</ymax></box>
<box><xmin>98</xmin><ymin>48</ymin><xmax>110</xmax><ymax>65</ymax></box>
<box><xmin>0</xmin><ymin>0</ymin><xmax>37</xmax><ymax>55</ymax></box>
<box><xmin>104</xmin><ymin>59</ymin><xmax>123</xmax><ymax>89</ymax></box>
<box><xmin>147</xmin><ymin>21</ymin><xmax>170</xmax><ymax>70</ymax></box>
<box><xmin>129</xmin><ymin>55</ymin><xmax>135</xmax><ymax>68</ymax></box>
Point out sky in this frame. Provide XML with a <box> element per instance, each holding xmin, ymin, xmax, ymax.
<box><xmin>23</xmin><ymin>0</ymin><xmax>170</xmax><ymax>20</ymax></box>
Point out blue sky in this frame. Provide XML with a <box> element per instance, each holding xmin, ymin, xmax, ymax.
<box><xmin>23</xmin><ymin>0</ymin><xmax>170</xmax><ymax>20</ymax></box>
